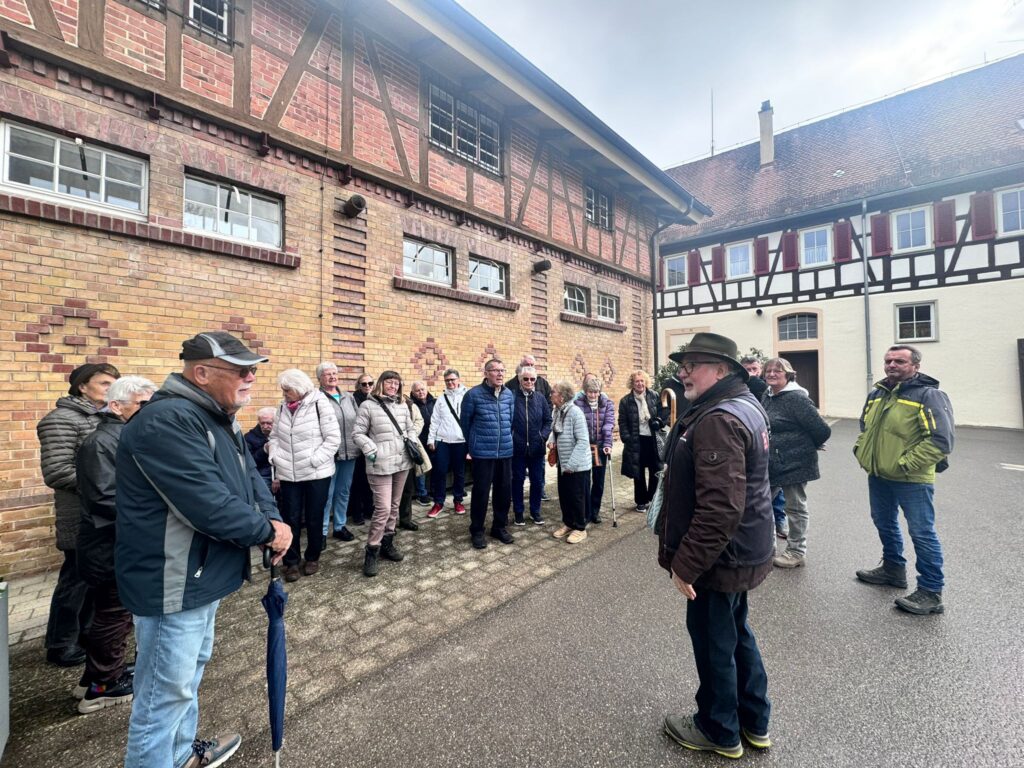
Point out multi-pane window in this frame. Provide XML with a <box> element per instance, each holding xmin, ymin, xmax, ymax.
<box><xmin>800</xmin><ymin>227</ymin><xmax>830</xmax><ymax>267</ymax></box>
<box><xmin>597</xmin><ymin>293</ymin><xmax>619</xmax><ymax>322</ymax></box>
<box><xmin>403</xmin><ymin>238</ymin><xmax>452</xmax><ymax>285</ymax></box>
<box><xmin>726</xmin><ymin>242</ymin><xmax>752</xmax><ymax>278</ymax></box>
<box><xmin>894</xmin><ymin>207</ymin><xmax>928</xmax><ymax>251</ymax></box>
<box><xmin>778</xmin><ymin>313</ymin><xmax>818</xmax><ymax>341</ymax></box>
<box><xmin>585</xmin><ymin>185</ymin><xmax>611</xmax><ymax>230</ymax></box>
<box><xmin>183</xmin><ymin>177</ymin><xmax>282</xmax><ymax>247</ymax></box>
<box><xmin>428</xmin><ymin>84</ymin><xmax>500</xmax><ymax>174</ymax></box>
<box><xmin>189</xmin><ymin>0</ymin><xmax>230</xmax><ymax>39</ymax></box>
<box><xmin>468</xmin><ymin>256</ymin><xmax>506</xmax><ymax>296</ymax></box>
<box><xmin>895</xmin><ymin>302</ymin><xmax>936</xmax><ymax>342</ymax></box>
<box><xmin>999</xmin><ymin>187</ymin><xmax>1023</xmax><ymax>233</ymax></box>
<box><xmin>563</xmin><ymin>284</ymin><xmax>588</xmax><ymax>315</ymax></box>
<box><xmin>665</xmin><ymin>254</ymin><xmax>687</xmax><ymax>288</ymax></box>
<box><xmin>2</xmin><ymin>122</ymin><xmax>147</xmax><ymax>214</ymax></box>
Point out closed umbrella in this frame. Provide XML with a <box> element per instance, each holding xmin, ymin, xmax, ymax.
<box><xmin>261</xmin><ymin>548</ymin><xmax>288</xmax><ymax>767</ymax></box>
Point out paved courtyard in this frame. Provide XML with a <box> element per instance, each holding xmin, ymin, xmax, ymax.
<box><xmin>4</xmin><ymin>420</ymin><xmax>1024</xmax><ymax>767</ymax></box>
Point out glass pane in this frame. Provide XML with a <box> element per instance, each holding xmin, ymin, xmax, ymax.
<box><xmin>251</xmin><ymin>196</ymin><xmax>280</xmax><ymax>222</ymax></box>
<box><xmin>898</xmin><ymin>322</ymin><xmax>915</xmax><ymax>339</ymax></box>
<box><xmin>184</xmin><ymin>201</ymin><xmax>217</xmax><ymax>232</ymax></box>
<box><xmin>106</xmin><ymin>156</ymin><xmax>143</xmax><ymax>185</ymax></box>
<box><xmin>8</xmin><ymin>156</ymin><xmax>55</xmax><ymax>189</ymax></box>
<box><xmin>223</xmin><ymin>187</ymin><xmax>248</xmax><ymax>213</ymax></box>
<box><xmin>59</xmin><ymin>143</ymin><xmax>102</xmax><ymax>175</ymax></box>
<box><xmin>105</xmin><ymin>180</ymin><xmax>142</xmax><ymax>210</ymax></box>
<box><xmin>185</xmin><ymin>177</ymin><xmax>218</xmax><ymax>206</ymax></box>
<box><xmin>252</xmin><ymin>217</ymin><xmax>280</xmax><ymax>247</ymax></box>
<box><xmin>9</xmin><ymin>128</ymin><xmax>55</xmax><ymax>162</ymax></box>
<box><xmin>58</xmin><ymin>168</ymin><xmax>101</xmax><ymax>200</ymax></box>
<box><xmin>220</xmin><ymin>210</ymin><xmax>249</xmax><ymax>239</ymax></box>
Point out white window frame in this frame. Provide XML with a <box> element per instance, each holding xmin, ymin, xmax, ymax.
<box><xmin>584</xmin><ymin>184</ymin><xmax>612</xmax><ymax>230</ymax></box>
<box><xmin>183</xmin><ymin>176</ymin><xmax>282</xmax><ymax>248</ymax></box>
<box><xmin>402</xmin><ymin>237</ymin><xmax>452</xmax><ymax>286</ymax></box>
<box><xmin>894</xmin><ymin>301</ymin><xmax>938</xmax><ymax>343</ymax></box>
<box><xmin>188</xmin><ymin>0</ymin><xmax>231</xmax><ymax>39</ymax></box>
<box><xmin>1</xmin><ymin>121</ymin><xmax>148</xmax><ymax>218</ymax></box>
<box><xmin>428</xmin><ymin>83</ymin><xmax>500</xmax><ymax>175</ymax></box>
<box><xmin>664</xmin><ymin>254</ymin><xmax>687</xmax><ymax>288</ymax></box>
<box><xmin>468</xmin><ymin>256</ymin><xmax>507</xmax><ymax>297</ymax></box>
<box><xmin>997</xmin><ymin>185</ymin><xmax>1024</xmax><ymax>235</ymax></box>
<box><xmin>596</xmin><ymin>292</ymin><xmax>619</xmax><ymax>322</ymax></box>
<box><xmin>799</xmin><ymin>226</ymin><xmax>831</xmax><ymax>268</ymax></box>
<box><xmin>778</xmin><ymin>313</ymin><xmax>819</xmax><ymax>341</ymax></box>
<box><xmin>726</xmin><ymin>240</ymin><xmax>753</xmax><ymax>279</ymax></box>
<box><xmin>563</xmin><ymin>283</ymin><xmax>588</xmax><ymax>316</ymax></box>
<box><xmin>892</xmin><ymin>205</ymin><xmax>931</xmax><ymax>253</ymax></box>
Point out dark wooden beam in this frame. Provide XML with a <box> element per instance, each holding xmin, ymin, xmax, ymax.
<box><xmin>23</xmin><ymin>0</ymin><xmax>62</xmax><ymax>41</ymax></box>
<box><xmin>263</xmin><ymin>3</ymin><xmax>335</xmax><ymax>127</ymax></box>
<box><xmin>411</xmin><ymin>37</ymin><xmax>446</xmax><ymax>58</ymax></box>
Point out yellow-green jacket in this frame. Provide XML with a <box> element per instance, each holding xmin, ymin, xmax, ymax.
<box><xmin>854</xmin><ymin>373</ymin><xmax>954</xmax><ymax>484</ymax></box>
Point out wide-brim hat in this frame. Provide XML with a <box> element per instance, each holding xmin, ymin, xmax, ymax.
<box><xmin>668</xmin><ymin>332</ymin><xmax>749</xmax><ymax>382</ymax></box>
<box><xmin>179</xmin><ymin>331</ymin><xmax>268</xmax><ymax>365</ymax></box>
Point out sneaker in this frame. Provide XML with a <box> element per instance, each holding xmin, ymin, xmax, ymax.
<box><xmin>414</xmin><ymin>495</ymin><xmax>432</xmax><ymax>507</ymax></box>
<box><xmin>664</xmin><ymin>714</ymin><xmax>742</xmax><ymax>759</ymax></box>
<box><xmin>427</xmin><ymin>503</ymin><xmax>443</xmax><ymax>518</ymax></box>
<box><xmin>332</xmin><ymin>526</ymin><xmax>354</xmax><ymax>542</ymax></box>
<box><xmin>775</xmin><ymin>526</ymin><xmax>789</xmax><ymax>540</ymax></box>
<box><xmin>636</xmin><ymin>503</ymin><xmax>648</xmax><ymax>513</ymax></box>
<box><xmin>532</xmin><ymin>516</ymin><xmax>545</xmax><ymax>525</ymax></box>
<box><xmin>73</xmin><ymin>673</ymin><xmax>90</xmax><ymax>700</ymax></box>
<box><xmin>490</xmin><ymin>528</ymin><xmax>515</xmax><ymax>545</ymax></box>
<box><xmin>512</xmin><ymin>517</ymin><xmax>526</xmax><ymax>527</ymax></box>
<box><xmin>552</xmin><ymin>525</ymin><xmax>571</xmax><ymax>539</ymax></box>
<box><xmin>453</xmin><ymin>502</ymin><xmax>467</xmax><ymax>515</ymax></box>
<box><xmin>540</xmin><ymin>491</ymin><xmax>550</xmax><ymax>501</ymax></box>
<box><xmin>741</xmin><ymin>727</ymin><xmax>772</xmax><ymax>749</ymax></box>
<box><xmin>471</xmin><ymin>532</ymin><xmax>487</xmax><ymax>549</ymax></box>
<box><xmin>566</xmin><ymin>529</ymin><xmax>588</xmax><ymax>544</ymax></box>
<box><xmin>182</xmin><ymin>733</ymin><xmax>242</xmax><ymax>768</ymax></box>
<box><xmin>773</xmin><ymin>551</ymin><xmax>805</xmax><ymax>569</ymax></box>
<box><xmin>895</xmin><ymin>588</ymin><xmax>944</xmax><ymax>615</ymax></box>
<box><xmin>77</xmin><ymin>673</ymin><xmax>133</xmax><ymax>714</ymax></box>
<box><xmin>856</xmin><ymin>560</ymin><xmax>908</xmax><ymax>589</ymax></box>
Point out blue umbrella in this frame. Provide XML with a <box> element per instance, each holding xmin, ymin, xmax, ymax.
<box><xmin>261</xmin><ymin>549</ymin><xmax>288</xmax><ymax>767</ymax></box>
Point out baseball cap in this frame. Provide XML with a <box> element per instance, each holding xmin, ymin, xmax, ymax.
<box><xmin>179</xmin><ymin>331</ymin><xmax>268</xmax><ymax>365</ymax></box>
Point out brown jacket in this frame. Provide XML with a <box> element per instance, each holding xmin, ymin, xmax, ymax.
<box><xmin>657</xmin><ymin>377</ymin><xmax>774</xmax><ymax>593</ymax></box>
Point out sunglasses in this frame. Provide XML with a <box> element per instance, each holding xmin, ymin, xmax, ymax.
<box><xmin>520</xmin><ymin>377</ymin><xmax>536</xmax><ymax>381</ymax></box>
<box><xmin>359</xmin><ymin>381</ymin><xmax>374</xmax><ymax>387</ymax></box>
<box><xmin>203</xmin><ymin>363</ymin><xmax>258</xmax><ymax>377</ymax></box>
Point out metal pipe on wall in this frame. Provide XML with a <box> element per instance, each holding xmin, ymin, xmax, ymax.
<box><xmin>861</xmin><ymin>198</ymin><xmax>873</xmax><ymax>389</ymax></box>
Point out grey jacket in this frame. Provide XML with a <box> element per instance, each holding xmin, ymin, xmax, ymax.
<box><xmin>37</xmin><ymin>396</ymin><xmax>101</xmax><ymax>550</ymax></box>
<box><xmin>353</xmin><ymin>395</ymin><xmax>417</xmax><ymax>476</ymax></box>
<box><xmin>321</xmin><ymin>388</ymin><xmax>360</xmax><ymax>460</ymax></box>
<box><xmin>551</xmin><ymin>403</ymin><xmax>591</xmax><ymax>473</ymax></box>
<box><xmin>761</xmin><ymin>382</ymin><xmax>831</xmax><ymax>487</ymax></box>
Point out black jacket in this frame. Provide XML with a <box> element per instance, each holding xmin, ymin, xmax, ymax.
<box><xmin>761</xmin><ymin>385</ymin><xmax>831</xmax><ymax>486</ymax></box>
<box><xmin>507</xmin><ymin>374</ymin><xmax>551</xmax><ymax>400</ymax></box>
<box><xmin>76</xmin><ymin>413</ymin><xmax>124</xmax><ymax>585</ymax></box>
<box><xmin>512</xmin><ymin>388</ymin><xmax>552</xmax><ymax>457</ymax></box>
<box><xmin>411</xmin><ymin>394</ymin><xmax>435</xmax><ymax>446</ymax></box>
<box><xmin>618</xmin><ymin>390</ymin><xmax>668</xmax><ymax>478</ymax></box>
<box><xmin>244</xmin><ymin>425</ymin><xmax>272</xmax><ymax>482</ymax></box>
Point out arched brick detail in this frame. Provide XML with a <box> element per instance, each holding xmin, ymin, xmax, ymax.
<box><xmin>221</xmin><ymin>316</ymin><xmax>271</xmax><ymax>357</ymax></box>
<box><xmin>21</xmin><ymin>299</ymin><xmax>128</xmax><ymax>374</ymax></box>
<box><xmin>409</xmin><ymin>338</ymin><xmax>450</xmax><ymax>387</ymax></box>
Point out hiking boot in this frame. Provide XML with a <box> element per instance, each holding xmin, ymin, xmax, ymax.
<box><xmin>380</xmin><ymin>534</ymin><xmax>405</xmax><ymax>562</ymax></box>
<box><xmin>182</xmin><ymin>733</ymin><xmax>242</xmax><ymax>768</ymax></box>
<box><xmin>363</xmin><ymin>546</ymin><xmax>380</xmax><ymax>577</ymax></box>
<box><xmin>427</xmin><ymin>503</ymin><xmax>443</xmax><ymax>519</ymax></box>
<box><xmin>490</xmin><ymin>528</ymin><xmax>515</xmax><ymax>545</ymax></box>
<box><xmin>895</xmin><ymin>588</ymin><xmax>944</xmax><ymax>615</ymax></box>
<box><xmin>552</xmin><ymin>525</ymin><xmax>571</xmax><ymax>539</ymax></box>
<box><xmin>566</xmin><ymin>529</ymin><xmax>588</xmax><ymax>544</ymax></box>
<box><xmin>773</xmin><ymin>551</ymin><xmax>805</xmax><ymax>569</ymax></box>
<box><xmin>664</xmin><ymin>714</ymin><xmax>743</xmax><ymax>759</ymax></box>
<box><xmin>282</xmin><ymin>565</ymin><xmax>301</xmax><ymax>583</ymax></box>
<box><xmin>78</xmin><ymin>673</ymin><xmax>133</xmax><ymax>714</ymax></box>
<box><xmin>398</xmin><ymin>520</ymin><xmax>419</xmax><ymax>532</ymax></box>
<box><xmin>741</xmin><ymin>727</ymin><xmax>772</xmax><ymax>749</ymax></box>
<box><xmin>471</xmin><ymin>532</ymin><xmax>487</xmax><ymax>549</ymax></box>
<box><xmin>301</xmin><ymin>560</ymin><xmax>319</xmax><ymax>576</ymax></box>
<box><xmin>856</xmin><ymin>560</ymin><xmax>908</xmax><ymax>589</ymax></box>
<box><xmin>453</xmin><ymin>502</ymin><xmax>467</xmax><ymax>515</ymax></box>
<box><xmin>332</xmin><ymin>526</ymin><xmax>354</xmax><ymax>542</ymax></box>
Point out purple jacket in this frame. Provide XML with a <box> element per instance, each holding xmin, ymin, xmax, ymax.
<box><xmin>573</xmin><ymin>393</ymin><xmax>615</xmax><ymax>451</ymax></box>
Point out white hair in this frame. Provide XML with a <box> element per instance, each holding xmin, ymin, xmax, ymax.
<box><xmin>257</xmin><ymin>406</ymin><xmax>276</xmax><ymax>419</ymax></box>
<box><xmin>519</xmin><ymin>366</ymin><xmax>537</xmax><ymax>377</ymax></box>
<box><xmin>315</xmin><ymin>361</ymin><xmax>338</xmax><ymax>379</ymax></box>
<box><xmin>107</xmin><ymin>375</ymin><xmax>156</xmax><ymax>404</ymax></box>
<box><xmin>277</xmin><ymin>368</ymin><xmax>315</xmax><ymax>397</ymax></box>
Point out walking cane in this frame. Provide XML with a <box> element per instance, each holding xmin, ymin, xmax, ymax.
<box><xmin>609</xmin><ymin>454</ymin><xmax>619</xmax><ymax>528</ymax></box>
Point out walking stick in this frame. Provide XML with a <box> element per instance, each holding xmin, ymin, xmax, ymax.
<box><xmin>609</xmin><ymin>453</ymin><xmax>618</xmax><ymax>528</ymax></box>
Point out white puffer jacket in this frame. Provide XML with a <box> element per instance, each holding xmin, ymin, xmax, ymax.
<box><xmin>269</xmin><ymin>390</ymin><xmax>341</xmax><ymax>482</ymax></box>
<box><xmin>427</xmin><ymin>385</ymin><xmax>467</xmax><ymax>445</ymax></box>
<box><xmin>353</xmin><ymin>395</ymin><xmax>417</xmax><ymax>476</ymax></box>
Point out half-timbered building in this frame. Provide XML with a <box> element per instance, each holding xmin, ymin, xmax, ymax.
<box><xmin>657</xmin><ymin>54</ymin><xmax>1024</xmax><ymax>428</ymax></box>
<box><xmin>0</xmin><ymin>0</ymin><xmax>706</xmax><ymax>577</ymax></box>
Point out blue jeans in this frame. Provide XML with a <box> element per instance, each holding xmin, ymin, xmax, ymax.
<box><xmin>685</xmin><ymin>590</ymin><xmax>770</xmax><ymax>747</ymax></box>
<box><xmin>322</xmin><ymin>458</ymin><xmax>356</xmax><ymax>535</ymax></box>
<box><xmin>125</xmin><ymin>601</ymin><xmax>220</xmax><ymax>768</ymax></box>
<box><xmin>868</xmin><ymin>475</ymin><xmax>944</xmax><ymax>592</ymax></box>
<box><xmin>772</xmin><ymin>489</ymin><xmax>787</xmax><ymax>530</ymax></box>
<box><xmin>511</xmin><ymin>452</ymin><xmax>545</xmax><ymax>521</ymax></box>
<box><xmin>431</xmin><ymin>441</ymin><xmax>467</xmax><ymax>504</ymax></box>
<box><xmin>414</xmin><ymin>473</ymin><xmax>428</xmax><ymax>499</ymax></box>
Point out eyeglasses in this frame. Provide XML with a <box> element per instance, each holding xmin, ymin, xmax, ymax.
<box><xmin>764</xmin><ymin>369</ymin><xmax>785</xmax><ymax>376</ymax></box>
<box><xmin>203</xmin><ymin>363</ymin><xmax>258</xmax><ymax>377</ymax></box>
<box><xmin>520</xmin><ymin>377</ymin><xmax>536</xmax><ymax>381</ymax></box>
<box><xmin>678</xmin><ymin>360</ymin><xmax>722</xmax><ymax>375</ymax></box>
<box><xmin>444</xmin><ymin>378</ymin><xmax>459</xmax><ymax>383</ymax></box>
<box><xmin>486</xmin><ymin>368</ymin><xmax>506</xmax><ymax>374</ymax></box>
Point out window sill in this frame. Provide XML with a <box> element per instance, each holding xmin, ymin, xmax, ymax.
<box><xmin>393</xmin><ymin>275</ymin><xmax>520</xmax><ymax>311</ymax></box>
<box><xmin>559</xmin><ymin>311</ymin><xmax>625</xmax><ymax>332</ymax></box>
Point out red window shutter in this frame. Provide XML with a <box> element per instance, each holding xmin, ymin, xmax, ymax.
<box><xmin>781</xmin><ymin>231</ymin><xmax>798</xmax><ymax>270</ymax></box>
<box><xmin>933</xmin><ymin>200</ymin><xmax>957</xmax><ymax>247</ymax></box>
<box><xmin>687</xmin><ymin>249</ymin><xmax>701</xmax><ymax>285</ymax></box>
<box><xmin>833</xmin><ymin>221</ymin><xmax>852</xmax><ymax>262</ymax></box>
<box><xmin>870</xmin><ymin>213</ymin><xmax>891</xmax><ymax>257</ymax></box>
<box><xmin>970</xmin><ymin>192</ymin><xmax>996</xmax><ymax>240</ymax></box>
<box><xmin>711</xmin><ymin>246</ymin><xmax>725</xmax><ymax>282</ymax></box>
<box><xmin>754</xmin><ymin>237</ymin><xmax>770</xmax><ymax>275</ymax></box>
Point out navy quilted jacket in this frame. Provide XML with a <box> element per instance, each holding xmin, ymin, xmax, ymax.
<box><xmin>460</xmin><ymin>381</ymin><xmax>514</xmax><ymax>459</ymax></box>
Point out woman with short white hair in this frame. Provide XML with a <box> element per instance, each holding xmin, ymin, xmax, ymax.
<box><xmin>316</xmin><ymin>361</ymin><xmax>361</xmax><ymax>544</ymax></box>
<box><xmin>269</xmin><ymin>368</ymin><xmax>341</xmax><ymax>582</ymax></box>
<box><xmin>549</xmin><ymin>381</ymin><xmax>592</xmax><ymax>544</ymax></box>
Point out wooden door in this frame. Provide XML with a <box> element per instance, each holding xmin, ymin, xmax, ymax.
<box><xmin>785</xmin><ymin>351</ymin><xmax>820</xmax><ymax>406</ymax></box>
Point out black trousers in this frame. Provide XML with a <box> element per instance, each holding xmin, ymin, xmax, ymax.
<box><xmin>469</xmin><ymin>457</ymin><xmax>511</xmax><ymax>535</ymax></box>
<box><xmin>557</xmin><ymin>469</ymin><xmax>589</xmax><ymax>531</ymax></box>
<box><xmin>82</xmin><ymin>579</ymin><xmax>132</xmax><ymax>684</ymax></box>
<box><xmin>399</xmin><ymin>468</ymin><xmax>415</xmax><ymax>524</ymax></box>
<box><xmin>349</xmin><ymin>456</ymin><xmax>374</xmax><ymax>523</ymax></box>
<box><xmin>586</xmin><ymin>455</ymin><xmax>607</xmax><ymax>522</ymax></box>
<box><xmin>633</xmin><ymin>435</ymin><xmax>660</xmax><ymax>505</ymax></box>
<box><xmin>46</xmin><ymin>549</ymin><xmax>93</xmax><ymax>651</ymax></box>
<box><xmin>278</xmin><ymin>477</ymin><xmax>331</xmax><ymax>566</ymax></box>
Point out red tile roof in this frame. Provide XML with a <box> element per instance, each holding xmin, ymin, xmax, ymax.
<box><xmin>663</xmin><ymin>53</ymin><xmax>1024</xmax><ymax>240</ymax></box>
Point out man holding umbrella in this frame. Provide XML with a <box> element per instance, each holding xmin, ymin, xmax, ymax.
<box><xmin>116</xmin><ymin>332</ymin><xmax>292</xmax><ymax>768</ymax></box>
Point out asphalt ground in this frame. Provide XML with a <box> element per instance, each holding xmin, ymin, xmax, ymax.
<box><xmin>5</xmin><ymin>420</ymin><xmax>1024</xmax><ymax>767</ymax></box>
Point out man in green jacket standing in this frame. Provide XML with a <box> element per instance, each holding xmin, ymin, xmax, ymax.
<box><xmin>854</xmin><ymin>345</ymin><xmax>954</xmax><ymax>615</ymax></box>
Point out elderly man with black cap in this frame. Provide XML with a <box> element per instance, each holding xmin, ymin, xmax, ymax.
<box><xmin>655</xmin><ymin>332</ymin><xmax>775</xmax><ymax>760</ymax></box>
<box><xmin>116</xmin><ymin>332</ymin><xmax>292</xmax><ymax>768</ymax></box>
<box><xmin>37</xmin><ymin>361</ymin><xmax>120</xmax><ymax>667</ymax></box>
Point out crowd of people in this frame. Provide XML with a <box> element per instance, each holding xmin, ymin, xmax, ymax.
<box><xmin>31</xmin><ymin>327</ymin><xmax>954</xmax><ymax>766</ymax></box>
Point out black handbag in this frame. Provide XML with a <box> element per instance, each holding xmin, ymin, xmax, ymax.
<box><xmin>376</xmin><ymin>397</ymin><xmax>425</xmax><ymax>465</ymax></box>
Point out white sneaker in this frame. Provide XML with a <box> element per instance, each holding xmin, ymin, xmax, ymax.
<box><xmin>566</xmin><ymin>529</ymin><xmax>588</xmax><ymax>544</ymax></box>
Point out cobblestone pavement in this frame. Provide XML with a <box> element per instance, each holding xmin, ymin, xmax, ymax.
<box><xmin>3</xmin><ymin>456</ymin><xmax>648</xmax><ymax>767</ymax></box>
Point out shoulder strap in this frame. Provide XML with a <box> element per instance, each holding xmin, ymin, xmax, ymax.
<box><xmin>375</xmin><ymin>396</ymin><xmax>406</xmax><ymax>438</ymax></box>
<box><xmin>443</xmin><ymin>392</ymin><xmax>459</xmax><ymax>420</ymax></box>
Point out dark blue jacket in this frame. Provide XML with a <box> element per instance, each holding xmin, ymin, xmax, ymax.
<box><xmin>115</xmin><ymin>374</ymin><xmax>280</xmax><ymax>616</ymax></box>
<box><xmin>244</xmin><ymin>425</ymin><xmax>272</xmax><ymax>482</ymax></box>
<box><xmin>512</xmin><ymin>389</ymin><xmax>552</xmax><ymax>458</ymax></box>
<box><xmin>460</xmin><ymin>381</ymin><xmax>514</xmax><ymax>459</ymax></box>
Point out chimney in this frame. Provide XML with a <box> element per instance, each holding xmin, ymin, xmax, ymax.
<box><xmin>758</xmin><ymin>100</ymin><xmax>774</xmax><ymax>166</ymax></box>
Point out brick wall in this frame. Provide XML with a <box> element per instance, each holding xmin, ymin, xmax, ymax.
<box><xmin>104</xmin><ymin>2</ymin><xmax>165</xmax><ymax>79</ymax></box>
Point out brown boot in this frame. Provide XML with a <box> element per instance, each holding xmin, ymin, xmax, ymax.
<box><xmin>282</xmin><ymin>565</ymin><xmax>301</xmax><ymax>583</ymax></box>
<box><xmin>301</xmin><ymin>560</ymin><xmax>319</xmax><ymax>576</ymax></box>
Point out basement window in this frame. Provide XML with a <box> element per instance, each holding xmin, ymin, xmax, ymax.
<box><xmin>403</xmin><ymin>237</ymin><xmax>452</xmax><ymax>286</ymax></box>
<box><xmin>469</xmin><ymin>256</ymin><xmax>507</xmax><ymax>297</ymax></box>
<box><xmin>183</xmin><ymin>176</ymin><xmax>282</xmax><ymax>248</ymax></box>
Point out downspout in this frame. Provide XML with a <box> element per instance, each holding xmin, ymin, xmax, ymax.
<box><xmin>650</xmin><ymin>203</ymin><xmax>690</xmax><ymax>370</ymax></box>
<box><xmin>860</xmin><ymin>198</ymin><xmax>873</xmax><ymax>389</ymax></box>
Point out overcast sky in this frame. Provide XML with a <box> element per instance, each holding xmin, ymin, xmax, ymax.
<box><xmin>453</xmin><ymin>0</ymin><xmax>1024</xmax><ymax>169</ymax></box>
